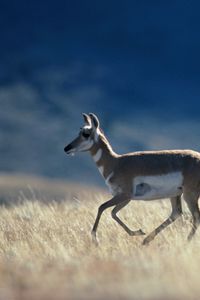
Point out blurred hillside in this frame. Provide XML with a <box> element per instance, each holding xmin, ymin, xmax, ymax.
<box><xmin>1</xmin><ymin>1</ymin><xmax>200</xmax><ymax>185</ymax></box>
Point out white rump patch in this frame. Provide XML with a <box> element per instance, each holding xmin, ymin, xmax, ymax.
<box><xmin>133</xmin><ymin>172</ymin><xmax>183</xmax><ymax>200</ymax></box>
<box><xmin>93</xmin><ymin>149</ymin><xmax>102</xmax><ymax>163</ymax></box>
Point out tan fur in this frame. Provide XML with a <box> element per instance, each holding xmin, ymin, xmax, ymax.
<box><xmin>64</xmin><ymin>113</ymin><xmax>200</xmax><ymax>245</ymax></box>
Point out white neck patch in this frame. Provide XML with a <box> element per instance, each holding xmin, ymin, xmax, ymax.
<box><xmin>83</xmin><ymin>125</ymin><xmax>92</xmax><ymax>130</ymax></box>
<box><xmin>98</xmin><ymin>166</ymin><xmax>104</xmax><ymax>176</ymax></box>
<box><xmin>93</xmin><ymin>149</ymin><xmax>102</xmax><ymax>163</ymax></box>
<box><xmin>105</xmin><ymin>172</ymin><xmax>114</xmax><ymax>185</ymax></box>
<box><xmin>94</xmin><ymin>128</ymin><xmax>101</xmax><ymax>143</ymax></box>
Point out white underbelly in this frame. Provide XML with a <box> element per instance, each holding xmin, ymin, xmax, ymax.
<box><xmin>133</xmin><ymin>172</ymin><xmax>183</xmax><ymax>200</ymax></box>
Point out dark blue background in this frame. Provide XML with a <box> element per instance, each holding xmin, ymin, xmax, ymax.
<box><xmin>1</xmin><ymin>0</ymin><xmax>200</xmax><ymax>185</ymax></box>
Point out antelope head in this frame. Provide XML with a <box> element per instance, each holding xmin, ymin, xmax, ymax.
<box><xmin>64</xmin><ymin>113</ymin><xmax>100</xmax><ymax>155</ymax></box>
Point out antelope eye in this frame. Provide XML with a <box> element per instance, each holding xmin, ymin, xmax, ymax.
<box><xmin>82</xmin><ymin>132</ymin><xmax>90</xmax><ymax>138</ymax></box>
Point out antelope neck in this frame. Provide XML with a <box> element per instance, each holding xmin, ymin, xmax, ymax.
<box><xmin>90</xmin><ymin>136</ymin><xmax>117</xmax><ymax>178</ymax></box>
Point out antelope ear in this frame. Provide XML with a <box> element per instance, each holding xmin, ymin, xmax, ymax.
<box><xmin>89</xmin><ymin>113</ymin><xmax>100</xmax><ymax>129</ymax></box>
<box><xmin>82</xmin><ymin>113</ymin><xmax>91</xmax><ymax>126</ymax></box>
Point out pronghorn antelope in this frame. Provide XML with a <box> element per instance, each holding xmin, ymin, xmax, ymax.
<box><xmin>64</xmin><ymin>113</ymin><xmax>200</xmax><ymax>245</ymax></box>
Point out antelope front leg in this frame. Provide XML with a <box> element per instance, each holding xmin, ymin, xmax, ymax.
<box><xmin>111</xmin><ymin>200</ymin><xmax>145</xmax><ymax>236</ymax></box>
<box><xmin>91</xmin><ymin>194</ymin><xmax>129</xmax><ymax>245</ymax></box>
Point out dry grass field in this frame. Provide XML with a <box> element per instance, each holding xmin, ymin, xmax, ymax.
<box><xmin>0</xmin><ymin>174</ymin><xmax>200</xmax><ymax>300</ymax></box>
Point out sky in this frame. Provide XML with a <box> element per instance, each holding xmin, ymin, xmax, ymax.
<box><xmin>1</xmin><ymin>1</ymin><xmax>200</xmax><ymax>116</ymax></box>
<box><xmin>1</xmin><ymin>0</ymin><xmax>200</xmax><ymax>184</ymax></box>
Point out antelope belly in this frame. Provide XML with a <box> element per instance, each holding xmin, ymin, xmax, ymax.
<box><xmin>133</xmin><ymin>172</ymin><xmax>183</xmax><ymax>200</ymax></box>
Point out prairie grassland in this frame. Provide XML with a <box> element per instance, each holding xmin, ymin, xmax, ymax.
<box><xmin>0</xmin><ymin>175</ymin><xmax>200</xmax><ymax>300</ymax></box>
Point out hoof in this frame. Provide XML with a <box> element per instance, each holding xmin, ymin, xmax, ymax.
<box><xmin>142</xmin><ymin>236</ymin><xmax>152</xmax><ymax>245</ymax></box>
<box><xmin>130</xmin><ymin>229</ymin><xmax>146</xmax><ymax>236</ymax></box>
<box><xmin>187</xmin><ymin>233</ymin><xmax>194</xmax><ymax>242</ymax></box>
<box><xmin>138</xmin><ymin>229</ymin><xmax>146</xmax><ymax>236</ymax></box>
<box><xmin>91</xmin><ymin>231</ymin><xmax>99</xmax><ymax>246</ymax></box>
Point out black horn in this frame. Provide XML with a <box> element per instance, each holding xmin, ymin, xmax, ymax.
<box><xmin>89</xmin><ymin>113</ymin><xmax>100</xmax><ymax>128</ymax></box>
<box><xmin>82</xmin><ymin>113</ymin><xmax>91</xmax><ymax>126</ymax></box>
